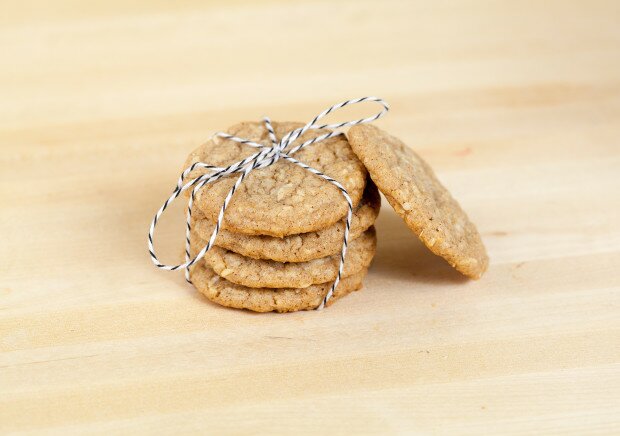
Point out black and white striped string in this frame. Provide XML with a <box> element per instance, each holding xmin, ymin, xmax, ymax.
<box><xmin>148</xmin><ymin>97</ymin><xmax>389</xmax><ymax>309</ymax></box>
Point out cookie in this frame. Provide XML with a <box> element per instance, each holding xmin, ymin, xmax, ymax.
<box><xmin>190</xmin><ymin>263</ymin><xmax>367</xmax><ymax>312</ymax></box>
<box><xmin>192</xmin><ymin>227</ymin><xmax>376</xmax><ymax>288</ymax></box>
<box><xmin>191</xmin><ymin>180</ymin><xmax>380</xmax><ymax>262</ymax></box>
<box><xmin>185</xmin><ymin>121</ymin><xmax>367</xmax><ymax>237</ymax></box>
<box><xmin>348</xmin><ymin>124</ymin><xmax>488</xmax><ymax>279</ymax></box>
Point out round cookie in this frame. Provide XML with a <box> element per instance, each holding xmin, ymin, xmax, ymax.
<box><xmin>192</xmin><ymin>227</ymin><xmax>376</xmax><ymax>288</ymax></box>
<box><xmin>190</xmin><ymin>263</ymin><xmax>367</xmax><ymax>313</ymax></box>
<box><xmin>192</xmin><ymin>180</ymin><xmax>380</xmax><ymax>262</ymax></box>
<box><xmin>185</xmin><ymin>121</ymin><xmax>367</xmax><ymax>237</ymax></box>
<box><xmin>348</xmin><ymin>124</ymin><xmax>488</xmax><ymax>279</ymax></box>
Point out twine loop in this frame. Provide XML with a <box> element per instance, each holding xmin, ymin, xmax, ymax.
<box><xmin>148</xmin><ymin>97</ymin><xmax>389</xmax><ymax>309</ymax></box>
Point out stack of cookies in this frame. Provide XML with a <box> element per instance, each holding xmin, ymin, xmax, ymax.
<box><xmin>181</xmin><ymin>120</ymin><xmax>489</xmax><ymax>313</ymax></box>
<box><xmin>184</xmin><ymin>122</ymin><xmax>381</xmax><ymax>312</ymax></box>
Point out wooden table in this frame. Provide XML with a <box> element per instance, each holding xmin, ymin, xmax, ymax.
<box><xmin>2</xmin><ymin>1</ymin><xmax>619</xmax><ymax>434</ymax></box>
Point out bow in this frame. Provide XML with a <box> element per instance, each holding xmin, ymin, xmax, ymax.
<box><xmin>148</xmin><ymin>97</ymin><xmax>389</xmax><ymax>309</ymax></box>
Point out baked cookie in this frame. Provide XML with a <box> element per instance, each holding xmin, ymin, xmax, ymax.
<box><xmin>192</xmin><ymin>180</ymin><xmax>380</xmax><ymax>262</ymax></box>
<box><xmin>192</xmin><ymin>227</ymin><xmax>376</xmax><ymax>288</ymax></box>
<box><xmin>190</xmin><ymin>263</ymin><xmax>367</xmax><ymax>313</ymax></box>
<box><xmin>348</xmin><ymin>124</ymin><xmax>488</xmax><ymax>279</ymax></box>
<box><xmin>185</xmin><ymin>121</ymin><xmax>367</xmax><ymax>237</ymax></box>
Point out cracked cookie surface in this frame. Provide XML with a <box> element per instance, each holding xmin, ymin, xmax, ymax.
<box><xmin>348</xmin><ymin>124</ymin><xmax>488</xmax><ymax>279</ymax></box>
<box><xmin>190</xmin><ymin>263</ymin><xmax>367</xmax><ymax>313</ymax></box>
<box><xmin>192</xmin><ymin>180</ymin><xmax>380</xmax><ymax>262</ymax></box>
<box><xmin>192</xmin><ymin>227</ymin><xmax>376</xmax><ymax>288</ymax></box>
<box><xmin>184</xmin><ymin>121</ymin><xmax>367</xmax><ymax>237</ymax></box>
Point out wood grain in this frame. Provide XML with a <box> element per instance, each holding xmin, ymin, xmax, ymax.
<box><xmin>1</xmin><ymin>0</ymin><xmax>619</xmax><ymax>434</ymax></box>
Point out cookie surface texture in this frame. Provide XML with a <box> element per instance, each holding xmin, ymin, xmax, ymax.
<box><xmin>192</xmin><ymin>180</ymin><xmax>380</xmax><ymax>262</ymax></box>
<box><xmin>191</xmin><ymin>263</ymin><xmax>367</xmax><ymax>313</ymax></box>
<box><xmin>185</xmin><ymin>121</ymin><xmax>367</xmax><ymax>237</ymax></box>
<box><xmin>347</xmin><ymin>124</ymin><xmax>488</xmax><ymax>279</ymax></box>
<box><xmin>194</xmin><ymin>227</ymin><xmax>376</xmax><ymax>288</ymax></box>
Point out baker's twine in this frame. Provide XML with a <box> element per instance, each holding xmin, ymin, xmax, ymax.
<box><xmin>148</xmin><ymin>97</ymin><xmax>389</xmax><ymax>309</ymax></box>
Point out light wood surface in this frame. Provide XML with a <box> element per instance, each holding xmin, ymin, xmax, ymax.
<box><xmin>1</xmin><ymin>1</ymin><xmax>619</xmax><ymax>434</ymax></box>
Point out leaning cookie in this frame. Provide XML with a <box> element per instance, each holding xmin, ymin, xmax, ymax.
<box><xmin>348</xmin><ymin>124</ymin><xmax>488</xmax><ymax>279</ymax></box>
<box><xmin>191</xmin><ymin>263</ymin><xmax>367</xmax><ymax>313</ymax></box>
<box><xmin>184</xmin><ymin>121</ymin><xmax>367</xmax><ymax>237</ymax></box>
<box><xmin>192</xmin><ymin>227</ymin><xmax>376</xmax><ymax>288</ymax></box>
<box><xmin>192</xmin><ymin>180</ymin><xmax>380</xmax><ymax>262</ymax></box>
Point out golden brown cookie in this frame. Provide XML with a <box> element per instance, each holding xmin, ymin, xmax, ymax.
<box><xmin>348</xmin><ymin>124</ymin><xmax>488</xmax><ymax>279</ymax></box>
<box><xmin>185</xmin><ymin>121</ymin><xmax>367</xmax><ymax>237</ymax></box>
<box><xmin>192</xmin><ymin>180</ymin><xmax>380</xmax><ymax>262</ymax></box>
<box><xmin>192</xmin><ymin>227</ymin><xmax>376</xmax><ymax>288</ymax></box>
<box><xmin>190</xmin><ymin>263</ymin><xmax>367</xmax><ymax>313</ymax></box>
